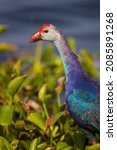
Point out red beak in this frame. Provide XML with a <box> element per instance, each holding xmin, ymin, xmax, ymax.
<box><xmin>29</xmin><ymin>31</ymin><xmax>42</xmax><ymax>43</ymax></box>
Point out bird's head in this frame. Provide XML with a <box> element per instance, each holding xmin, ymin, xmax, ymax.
<box><xmin>29</xmin><ymin>24</ymin><xmax>60</xmax><ymax>43</ymax></box>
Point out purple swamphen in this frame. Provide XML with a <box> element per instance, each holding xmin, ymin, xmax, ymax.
<box><xmin>29</xmin><ymin>24</ymin><xmax>100</xmax><ymax>144</ymax></box>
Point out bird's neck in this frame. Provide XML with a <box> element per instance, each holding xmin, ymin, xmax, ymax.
<box><xmin>54</xmin><ymin>37</ymin><xmax>74</xmax><ymax>81</ymax></box>
<box><xmin>54</xmin><ymin>36</ymin><xmax>84</xmax><ymax>96</ymax></box>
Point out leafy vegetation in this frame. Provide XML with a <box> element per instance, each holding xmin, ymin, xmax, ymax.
<box><xmin>0</xmin><ymin>37</ymin><xmax>100</xmax><ymax>149</ymax></box>
<box><xmin>0</xmin><ymin>24</ymin><xmax>9</xmax><ymax>34</ymax></box>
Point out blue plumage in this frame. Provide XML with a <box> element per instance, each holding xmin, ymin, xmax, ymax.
<box><xmin>30</xmin><ymin>24</ymin><xmax>100</xmax><ymax>143</ymax></box>
<box><xmin>67</xmin><ymin>88</ymin><xmax>99</xmax><ymax>141</ymax></box>
<box><xmin>54</xmin><ymin>30</ymin><xmax>100</xmax><ymax>143</ymax></box>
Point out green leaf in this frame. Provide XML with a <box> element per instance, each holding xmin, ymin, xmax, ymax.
<box><xmin>71</xmin><ymin>131</ymin><xmax>86</xmax><ymax>150</ymax></box>
<box><xmin>52</xmin><ymin>111</ymin><xmax>65</xmax><ymax>126</ymax></box>
<box><xmin>37</xmin><ymin>142</ymin><xmax>47</xmax><ymax>150</ymax></box>
<box><xmin>67</xmin><ymin>37</ymin><xmax>77</xmax><ymax>52</ymax></box>
<box><xmin>79</xmin><ymin>49</ymin><xmax>99</xmax><ymax>78</ymax></box>
<box><xmin>11</xmin><ymin>60</ymin><xmax>21</xmax><ymax>78</ymax></box>
<box><xmin>47</xmin><ymin>75</ymin><xmax>56</xmax><ymax>92</ymax></box>
<box><xmin>0</xmin><ymin>105</ymin><xmax>14</xmax><ymax>126</ymax></box>
<box><xmin>29</xmin><ymin>138</ymin><xmax>38</xmax><ymax>150</ymax></box>
<box><xmin>7</xmin><ymin>75</ymin><xmax>27</xmax><ymax>98</ymax></box>
<box><xmin>0</xmin><ymin>24</ymin><xmax>9</xmax><ymax>33</ymax></box>
<box><xmin>0</xmin><ymin>42</ymin><xmax>16</xmax><ymax>52</ymax></box>
<box><xmin>42</xmin><ymin>45</ymin><xmax>54</xmax><ymax>62</ymax></box>
<box><xmin>85</xmin><ymin>144</ymin><xmax>100</xmax><ymax>150</ymax></box>
<box><xmin>27</xmin><ymin>112</ymin><xmax>46</xmax><ymax>131</ymax></box>
<box><xmin>38</xmin><ymin>84</ymin><xmax>47</xmax><ymax>101</ymax></box>
<box><xmin>32</xmin><ymin>62</ymin><xmax>43</xmax><ymax>75</ymax></box>
<box><xmin>10</xmin><ymin>139</ymin><xmax>19</xmax><ymax>150</ymax></box>
<box><xmin>56</xmin><ymin>142</ymin><xmax>73</xmax><ymax>150</ymax></box>
<box><xmin>0</xmin><ymin>136</ymin><xmax>12</xmax><ymax>150</ymax></box>
<box><xmin>63</xmin><ymin>147</ymin><xmax>73</xmax><ymax>150</ymax></box>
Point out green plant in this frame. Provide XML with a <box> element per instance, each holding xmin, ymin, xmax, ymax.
<box><xmin>0</xmin><ymin>38</ymin><xmax>100</xmax><ymax>150</ymax></box>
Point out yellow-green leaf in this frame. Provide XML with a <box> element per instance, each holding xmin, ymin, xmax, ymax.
<box><xmin>0</xmin><ymin>24</ymin><xmax>9</xmax><ymax>33</ymax></box>
<box><xmin>85</xmin><ymin>144</ymin><xmax>100</xmax><ymax>150</ymax></box>
<box><xmin>0</xmin><ymin>105</ymin><xmax>14</xmax><ymax>126</ymax></box>
<box><xmin>52</xmin><ymin>111</ymin><xmax>65</xmax><ymax>126</ymax></box>
<box><xmin>56</xmin><ymin>142</ymin><xmax>73</xmax><ymax>150</ymax></box>
<box><xmin>7</xmin><ymin>75</ymin><xmax>27</xmax><ymax>98</ymax></box>
<box><xmin>0</xmin><ymin>42</ymin><xmax>16</xmax><ymax>52</ymax></box>
<box><xmin>12</xmin><ymin>60</ymin><xmax>21</xmax><ymax>77</ymax></box>
<box><xmin>29</xmin><ymin>138</ymin><xmax>38</xmax><ymax>150</ymax></box>
<box><xmin>38</xmin><ymin>84</ymin><xmax>47</xmax><ymax>101</ymax></box>
<box><xmin>0</xmin><ymin>136</ymin><xmax>12</xmax><ymax>150</ymax></box>
<box><xmin>37</xmin><ymin>142</ymin><xmax>47</xmax><ymax>149</ymax></box>
<box><xmin>27</xmin><ymin>112</ymin><xmax>46</xmax><ymax>131</ymax></box>
<box><xmin>67</xmin><ymin>37</ymin><xmax>77</xmax><ymax>52</ymax></box>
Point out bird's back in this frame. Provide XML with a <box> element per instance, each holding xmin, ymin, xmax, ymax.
<box><xmin>65</xmin><ymin>55</ymin><xmax>100</xmax><ymax>139</ymax></box>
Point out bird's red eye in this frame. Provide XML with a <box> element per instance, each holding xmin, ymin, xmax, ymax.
<box><xmin>44</xmin><ymin>30</ymin><xmax>49</xmax><ymax>33</ymax></box>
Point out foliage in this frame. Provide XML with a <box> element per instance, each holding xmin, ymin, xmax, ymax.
<box><xmin>0</xmin><ymin>43</ymin><xmax>17</xmax><ymax>52</ymax></box>
<box><xmin>0</xmin><ymin>24</ymin><xmax>9</xmax><ymax>34</ymax></box>
<box><xmin>79</xmin><ymin>49</ymin><xmax>99</xmax><ymax>78</ymax></box>
<box><xmin>0</xmin><ymin>38</ymin><xmax>100</xmax><ymax>150</ymax></box>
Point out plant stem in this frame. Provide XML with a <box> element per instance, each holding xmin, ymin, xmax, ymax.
<box><xmin>9</xmin><ymin>96</ymin><xmax>13</xmax><ymax>106</ymax></box>
<box><xmin>4</xmin><ymin>126</ymin><xmax>9</xmax><ymax>136</ymax></box>
<box><xmin>34</xmin><ymin>42</ymin><xmax>43</xmax><ymax>64</ymax></box>
<box><xmin>57</xmin><ymin>94</ymin><xmax>61</xmax><ymax>107</ymax></box>
<box><xmin>49</xmin><ymin>127</ymin><xmax>53</xmax><ymax>146</ymax></box>
<box><xmin>42</xmin><ymin>102</ymin><xmax>49</xmax><ymax>119</ymax></box>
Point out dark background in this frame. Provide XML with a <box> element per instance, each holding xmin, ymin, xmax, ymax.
<box><xmin>0</xmin><ymin>0</ymin><xmax>100</xmax><ymax>53</ymax></box>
